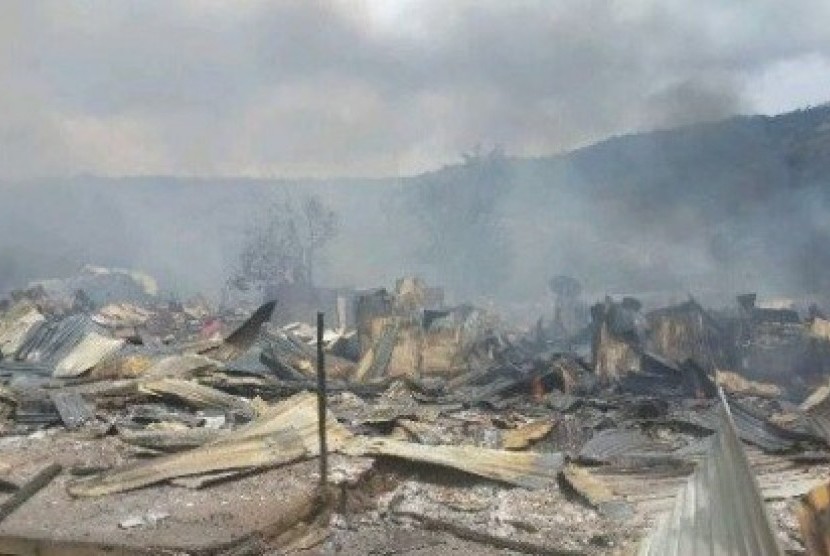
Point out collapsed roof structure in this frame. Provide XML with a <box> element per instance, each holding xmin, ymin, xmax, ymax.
<box><xmin>0</xmin><ymin>270</ymin><xmax>828</xmax><ymax>554</ymax></box>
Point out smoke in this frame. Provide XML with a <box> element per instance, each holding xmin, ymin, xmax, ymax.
<box><xmin>1</xmin><ymin>1</ymin><xmax>830</xmax><ymax>179</ymax></box>
<box><xmin>0</xmin><ymin>2</ymin><xmax>829</xmax><ymax>310</ymax></box>
<box><xmin>0</xmin><ymin>104</ymin><xmax>829</xmax><ymax>309</ymax></box>
<box><xmin>645</xmin><ymin>77</ymin><xmax>745</xmax><ymax>129</ymax></box>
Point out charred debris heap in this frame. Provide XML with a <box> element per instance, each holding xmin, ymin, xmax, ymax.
<box><xmin>0</xmin><ymin>269</ymin><xmax>829</xmax><ymax>554</ymax></box>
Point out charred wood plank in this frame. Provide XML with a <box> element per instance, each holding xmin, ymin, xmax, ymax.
<box><xmin>0</xmin><ymin>463</ymin><xmax>61</xmax><ymax>524</ymax></box>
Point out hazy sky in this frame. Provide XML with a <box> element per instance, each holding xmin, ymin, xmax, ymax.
<box><xmin>2</xmin><ymin>0</ymin><xmax>830</xmax><ymax>179</ymax></box>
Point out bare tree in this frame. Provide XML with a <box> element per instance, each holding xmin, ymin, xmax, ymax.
<box><xmin>230</xmin><ymin>193</ymin><xmax>337</xmax><ymax>295</ymax></box>
<box><xmin>300</xmin><ymin>194</ymin><xmax>337</xmax><ymax>286</ymax></box>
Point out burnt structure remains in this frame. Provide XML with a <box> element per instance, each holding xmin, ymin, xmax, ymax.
<box><xmin>0</xmin><ymin>268</ymin><xmax>828</xmax><ymax>554</ymax></box>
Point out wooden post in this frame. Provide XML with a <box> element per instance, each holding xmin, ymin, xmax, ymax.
<box><xmin>316</xmin><ymin>312</ymin><xmax>327</xmax><ymax>487</ymax></box>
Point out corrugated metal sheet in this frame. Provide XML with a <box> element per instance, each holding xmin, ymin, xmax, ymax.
<box><xmin>0</xmin><ymin>360</ymin><xmax>53</xmax><ymax>377</ymax></box>
<box><xmin>674</xmin><ymin>397</ymin><xmax>805</xmax><ymax>453</ymax></box>
<box><xmin>638</xmin><ymin>391</ymin><xmax>784</xmax><ymax>556</ymax></box>
<box><xmin>32</xmin><ymin>265</ymin><xmax>158</xmax><ymax>306</ymax></box>
<box><xmin>198</xmin><ymin>301</ymin><xmax>275</xmax><ymax>362</ymax></box>
<box><xmin>578</xmin><ymin>428</ymin><xmax>665</xmax><ymax>464</ymax></box>
<box><xmin>345</xmin><ymin>437</ymin><xmax>563</xmax><ymax>489</ymax></box>
<box><xmin>802</xmin><ymin>381</ymin><xmax>830</xmax><ymax>446</ymax></box>
<box><xmin>49</xmin><ymin>391</ymin><xmax>95</xmax><ymax>429</ymax></box>
<box><xmin>0</xmin><ymin>305</ymin><xmax>45</xmax><ymax>357</ymax></box>
<box><xmin>117</xmin><ymin>427</ymin><xmax>223</xmax><ymax>452</ymax></box>
<box><xmin>14</xmin><ymin>314</ymin><xmax>97</xmax><ymax>364</ymax></box>
<box><xmin>53</xmin><ymin>332</ymin><xmax>125</xmax><ymax>378</ymax></box>
<box><xmin>68</xmin><ymin>392</ymin><xmax>351</xmax><ymax>497</ymax></box>
<box><xmin>0</xmin><ymin>314</ymin><xmax>125</xmax><ymax>381</ymax></box>
<box><xmin>591</xmin><ymin>443</ymin><xmax>827</xmax><ymax>518</ymax></box>
<box><xmin>143</xmin><ymin>354</ymin><xmax>221</xmax><ymax>379</ymax></box>
<box><xmin>138</xmin><ymin>378</ymin><xmax>254</xmax><ymax>418</ymax></box>
<box><xmin>70</xmin><ymin>388</ymin><xmax>564</xmax><ymax>492</ymax></box>
<box><xmin>13</xmin><ymin>397</ymin><xmax>60</xmax><ymax>426</ymax></box>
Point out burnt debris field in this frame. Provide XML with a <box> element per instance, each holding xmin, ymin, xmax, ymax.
<box><xmin>0</xmin><ymin>267</ymin><xmax>829</xmax><ymax>554</ymax></box>
<box><xmin>3</xmin><ymin>2</ymin><xmax>830</xmax><ymax>554</ymax></box>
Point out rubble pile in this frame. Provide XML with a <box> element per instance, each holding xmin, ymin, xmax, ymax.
<box><xmin>0</xmin><ymin>271</ymin><xmax>828</xmax><ymax>554</ymax></box>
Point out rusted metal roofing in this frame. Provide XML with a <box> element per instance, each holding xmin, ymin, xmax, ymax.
<box><xmin>798</xmin><ymin>480</ymin><xmax>830</xmax><ymax>556</ymax></box>
<box><xmin>638</xmin><ymin>390</ymin><xmax>784</xmax><ymax>556</ymax></box>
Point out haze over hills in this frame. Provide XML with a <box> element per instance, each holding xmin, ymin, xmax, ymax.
<box><xmin>502</xmin><ymin>103</ymin><xmax>830</xmax><ymax>301</ymax></box>
<box><xmin>1</xmin><ymin>104</ymin><xmax>828</xmax><ymax>307</ymax></box>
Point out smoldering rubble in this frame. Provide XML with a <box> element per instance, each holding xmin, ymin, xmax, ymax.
<box><xmin>0</xmin><ymin>269</ymin><xmax>829</xmax><ymax>554</ymax></box>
